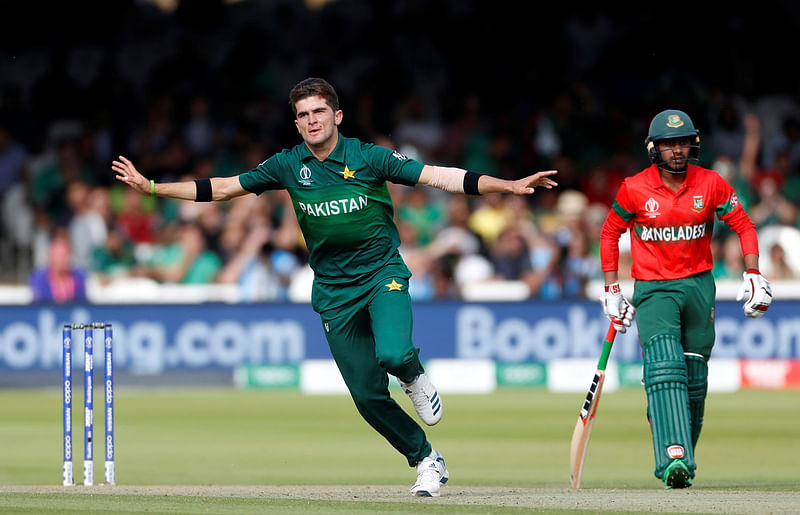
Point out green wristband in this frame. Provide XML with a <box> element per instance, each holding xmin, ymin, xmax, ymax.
<box><xmin>150</xmin><ymin>179</ymin><xmax>155</xmax><ymax>197</ymax></box>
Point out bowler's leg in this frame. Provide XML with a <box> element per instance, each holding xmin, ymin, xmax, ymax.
<box><xmin>369</xmin><ymin>281</ymin><xmax>442</xmax><ymax>426</ymax></box>
<box><xmin>321</xmin><ymin>307</ymin><xmax>431</xmax><ymax>466</ymax></box>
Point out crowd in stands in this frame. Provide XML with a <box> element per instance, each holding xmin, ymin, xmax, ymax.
<box><xmin>1</xmin><ymin>1</ymin><xmax>799</xmax><ymax>303</ymax></box>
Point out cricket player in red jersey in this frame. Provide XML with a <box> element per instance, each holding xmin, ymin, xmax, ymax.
<box><xmin>600</xmin><ymin>109</ymin><xmax>773</xmax><ymax>488</ymax></box>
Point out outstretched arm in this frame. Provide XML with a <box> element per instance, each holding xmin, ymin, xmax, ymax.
<box><xmin>478</xmin><ymin>170</ymin><xmax>558</xmax><ymax>195</ymax></box>
<box><xmin>417</xmin><ymin>165</ymin><xmax>557</xmax><ymax>195</ymax></box>
<box><xmin>112</xmin><ymin>155</ymin><xmax>249</xmax><ymax>201</ymax></box>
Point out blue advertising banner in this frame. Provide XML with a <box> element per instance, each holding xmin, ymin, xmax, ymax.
<box><xmin>0</xmin><ymin>300</ymin><xmax>798</xmax><ymax>373</ymax></box>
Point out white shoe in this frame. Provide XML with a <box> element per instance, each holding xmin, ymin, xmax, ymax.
<box><xmin>410</xmin><ymin>449</ymin><xmax>449</xmax><ymax>497</ymax></box>
<box><xmin>400</xmin><ymin>374</ymin><xmax>442</xmax><ymax>425</ymax></box>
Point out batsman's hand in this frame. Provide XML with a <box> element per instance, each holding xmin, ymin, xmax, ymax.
<box><xmin>736</xmin><ymin>271</ymin><xmax>772</xmax><ymax>318</ymax></box>
<box><xmin>112</xmin><ymin>156</ymin><xmax>150</xmax><ymax>195</ymax></box>
<box><xmin>601</xmin><ymin>282</ymin><xmax>635</xmax><ymax>333</ymax></box>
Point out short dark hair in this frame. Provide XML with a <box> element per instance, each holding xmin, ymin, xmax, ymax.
<box><xmin>289</xmin><ymin>78</ymin><xmax>339</xmax><ymax>116</ymax></box>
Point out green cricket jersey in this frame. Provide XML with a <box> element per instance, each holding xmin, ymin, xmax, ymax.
<box><xmin>238</xmin><ymin>135</ymin><xmax>424</xmax><ymax>283</ymax></box>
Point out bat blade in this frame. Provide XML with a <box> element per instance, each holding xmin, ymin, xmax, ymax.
<box><xmin>569</xmin><ymin>324</ymin><xmax>616</xmax><ymax>489</ymax></box>
<box><xmin>569</xmin><ymin>370</ymin><xmax>606</xmax><ymax>488</ymax></box>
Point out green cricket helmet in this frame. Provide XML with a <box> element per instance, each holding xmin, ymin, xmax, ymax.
<box><xmin>645</xmin><ymin>109</ymin><xmax>701</xmax><ymax>171</ymax></box>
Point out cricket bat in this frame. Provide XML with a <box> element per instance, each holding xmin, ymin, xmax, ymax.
<box><xmin>569</xmin><ymin>324</ymin><xmax>617</xmax><ymax>489</ymax></box>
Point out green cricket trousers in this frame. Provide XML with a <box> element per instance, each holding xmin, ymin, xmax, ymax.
<box><xmin>633</xmin><ymin>271</ymin><xmax>715</xmax><ymax>479</ymax></box>
<box><xmin>312</xmin><ymin>262</ymin><xmax>432</xmax><ymax>466</ymax></box>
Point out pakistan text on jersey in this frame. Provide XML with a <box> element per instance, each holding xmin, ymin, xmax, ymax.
<box><xmin>640</xmin><ymin>224</ymin><xmax>707</xmax><ymax>242</ymax></box>
<box><xmin>298</xmin><ymin>195</ymin><xmax>369</xmax><ymax>217</ymax></box>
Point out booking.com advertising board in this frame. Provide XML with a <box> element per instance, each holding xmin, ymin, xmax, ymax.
<box><xmin>1</xmin><ymin>301</ymin><xmax>799</xmax><ymax>376</ymax></box>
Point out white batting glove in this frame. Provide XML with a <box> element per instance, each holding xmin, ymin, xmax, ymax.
<box><xmin>736</xmin><ymin>271</ymin><xmax>772</xmax><ymax>318</ymax></box>
<box><xmin>601</xmin><ymin>282</ymin><xmax>635</xmax><ymax>333</ymax></box>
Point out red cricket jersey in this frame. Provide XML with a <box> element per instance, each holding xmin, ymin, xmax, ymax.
<box><xmin>601</xmin><ymin>164</ymin><xmax>759</xmax><ymax>281</ymax></box>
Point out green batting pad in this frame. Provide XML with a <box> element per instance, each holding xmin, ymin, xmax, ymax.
<box><xmin>685</xmin><ymin>353</ymin><xmax>708</xmax><ymax>450</ymax></box>
<box><xmin>643</xmin><ymin>334</ymin><xmax>695</xmax><ymax>479</ymax></box>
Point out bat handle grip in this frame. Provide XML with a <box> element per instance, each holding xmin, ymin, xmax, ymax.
<box><xmin>605</xmin><ymin>325</ymin><xmax>617</xmax><ymax>343</ymax></box>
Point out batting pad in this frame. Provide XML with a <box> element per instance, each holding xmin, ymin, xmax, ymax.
<box><xmin>685</xmin><ymin>353</ymin><xmax>708</xmax><ymax>450</ymax></box>
<box><xmin>643</xmin><ymin>334</ymin><xmax>695</xmax><ymax>479</ymax></box>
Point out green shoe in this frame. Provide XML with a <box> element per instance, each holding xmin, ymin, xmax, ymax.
<box><xmin>664</xmin><ymin>459</ymin><xmax>692</xmax><ymax>489</ymax></box>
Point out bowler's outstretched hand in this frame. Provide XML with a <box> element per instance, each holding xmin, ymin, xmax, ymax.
<box><xmin>112</xmin><ymin>156</ymin><xmax>149</xmax><ymax>195</ymax></box>
<box><xmin>512</xmin><ymin>170</ymin><xmax>558</xmax><ymax>195</ymax></box>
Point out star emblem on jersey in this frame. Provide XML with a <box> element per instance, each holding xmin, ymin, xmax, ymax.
<box><xmin>340</xmin><ymin>165</ymin><xmax>356</xmax><ymax>179</ymax></box>
<box><xmin>385</xmin><ymin>279</ymin><xmax>404</xmax><ymax>291</ymax></box>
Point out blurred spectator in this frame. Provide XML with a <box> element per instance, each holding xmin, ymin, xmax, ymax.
<box><xmin>0</xmin><ymin>161</ymin><xmax>34</xmax><ymax>281</ymax></box>
<box><xmin>136</xmin><ymin>222</ymin><xmax>221</xmax><ymax>284</ymax></box>
<box><xmin>128</xmin><ymin>94</ymin><xmax>175</xmax><ymax>159</ymax></box>
<box><xmin>762</xmin><ymin>116</ymin><xmax>800</xmax><ymax>171</ymax></box>
<box><xmin>392</xmin><ymin>94</ymin><xmax>445</xmax><ymax>163</ymax></box>
<box><xmin>397</xmin><ymin>187</ymin><xmax>445</xmax><ymax>246</ymax></box>
<box><xmin>468</xmin><ymin>193</ymin><xmax>515</xmax><ymax>247</ymax></box>
<box><xmin>551</xmin><ymin>189</ymin><xmax>589</xmax><ymax>249</ymax></box>
<box><xmin>580</xmin><ymin>163</ymin><xmax>625</xmax><ymax>208</ymax></box>
<box><xmin>425</xmin><ymin>196</ymin><xmax>488</xmax><ymax>299</ymax></box>
<box><xmin>753</xmin><ymin>149</ymin><xmax>800</xmax><ymax>208</ymax></box>
<box><xmin>490</xmin><ymin>224</ymin><xmax>532</xmax><ymax>281</ymax></box>
<box><xmin>524</xmin><ymin>227</ymin><xmax>562</xmax><ymax>299</ymax></box>
<box><xmin>767</xmin><ymin>242</ymin><xmax>797</xmax><ymax>280</ymax></box>
<box><xmin>708</xmin><ymin>99</ymin><xmax>748</xmax><ymax>161</ymax></box>
<box><xmin>582</xmin><ymin>202</ymin><xmax>609</xmax><ymax>261</ymax></box>
<box><xmin>439</xmin><ymin>95</ymin><xmax>489</xmax><ymax>170</ymax></box>
<box><xmin>0</xmin><ymin>123</ymin><xmax>28</xmax><ymax>194</ymax></box>
<box><xmin>29</xmin><ymin>231</ymin><xmax>87</xmax><ymax>303</ymax></box>
<box><xmin>713</xmin><ymin>112</ymin><xmax>764</xmax><ymax>211</ymax></box>
<box><xmin>712</xmin><ymin>233</ymin><xmax>745</xmax><ymax>279</ymax></box>
<box><xmin>115</xmin><ymin>186</ymin><xmax>159</xmax><ymax>247</ymax></box>
<box><xmin>92</xmin><ymin>228</ymin><xmax>135</xmax><ymax>284</ymax></box>
<box><xmin>67</xmin><ymin>183</ymin><xmax>108</xmax><ymax>270</ymax></box>
<box><xmin>183</xmin><ymin>94</ymin><xmax>217</xmax><ymax>156</ymax></box>
<box><xmin>453</xmin><ymin>253</ymin><xmax>495</xmax><ymax>293</ymax></box>
<box><xmin>756</xmin><ymin>225</ymin><xmax>800</xmax><ymax>279</ymax></box>
<box><xmin>561</xmin><ymin>229</ymin><xmax>600</xmax><ymax>298</ymax></box>
<box><xmin>427</xmin><ymin>196</ymin><xmax>486</xmax><ymax>258</ymax></box>
<box><xmin>397</xmin><ymin>220</ymin><xmax>436</xmax><ymax>301</ymax></box>
<box><xmin>748</xmin><ymin>175</ymin><xmax>799</xmax><ymax>227</ymax></box>
<box><xmin>30</xmin><ymin>137</ymin><xmax>93</xmax><ymax>224</ymax></box>
<box><xmin>216</xmin><ymin>222</ymin><xmax>283</xmax><ymax>301</ymax></box>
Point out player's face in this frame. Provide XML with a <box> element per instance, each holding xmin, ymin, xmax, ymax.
<box><xmin>656</xmin><ymin>137</ymin><xmax>692</xmax><ymax>172</ymax></box>
<box><xmin>294</xmin><ymin>95</ymin><xmax>342</xmax><ymax>148</ymax></box>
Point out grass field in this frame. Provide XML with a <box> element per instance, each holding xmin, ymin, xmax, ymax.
<box><xmin>1</xmin><ymin>387</ymin><xmax>799</xmax><ymax>513</ymax></box>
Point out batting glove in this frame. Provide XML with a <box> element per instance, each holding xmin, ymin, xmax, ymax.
<box><xmin>736</xmin><ymin>270</ymin><xmax>772</xmax><ymax>318</ymax></box>
<box><xmin>602</xmin><ymin>282</ymin><xmax>635</xmax><ymax>333</ymax></box>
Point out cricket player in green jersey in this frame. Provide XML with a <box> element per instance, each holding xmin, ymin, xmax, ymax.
<box><xmin>113</xmin><ymin>77</ymin><xmax>558</xmax><ymax>497</ymax></box>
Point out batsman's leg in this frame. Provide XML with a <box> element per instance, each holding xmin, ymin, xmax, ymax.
<box><xmin>643</xmin><ymin>333</ymin><xmax>694</xmax><ymax>487</ymax></box>
<box><xmin>685</xmin><ymin>353</ymin><xmax>708</xmax><ymax>450</ymax></box>
<box><xmin>680</xmin><ymin>272</ymin><xmax>715</xmax><ymax>453</ymax></box>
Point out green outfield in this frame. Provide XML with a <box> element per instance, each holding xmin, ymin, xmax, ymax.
<box><xmin>1</xmin><ymin>387</ymin><xmax>798</xmax><ymax>514</ymax></box>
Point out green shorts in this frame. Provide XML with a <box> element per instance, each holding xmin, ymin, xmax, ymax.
<box><xmin>632</xmin><ymin>271</ymin><xmax>716</xmax><ymax>359</ymax></box>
